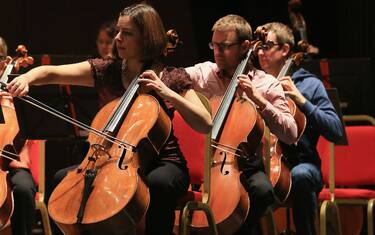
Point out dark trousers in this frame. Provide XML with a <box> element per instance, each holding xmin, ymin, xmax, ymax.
<box><xmin>290</xmin><ymin>163</ymin><xmax>323</xmax><ymax>235</ymax></box>
<box><xmin>8</xmin><ymin>168</ymin><xmax>37</xmax><ymax>235</ymax></box>
<box><xmin>53</xmin><ymin>160</ymin><xmax>189</xmax><ymax>235</ymax></box>
<box><xmin>234</xmin><ymin>170</ymin><xmax>275</xmax><ymax>235</ymax></box>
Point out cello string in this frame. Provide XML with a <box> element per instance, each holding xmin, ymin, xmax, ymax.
<box><xmin>210</xmin><ymin>143</ymin><xmax>242</xmax><ymax>158</ymax></box>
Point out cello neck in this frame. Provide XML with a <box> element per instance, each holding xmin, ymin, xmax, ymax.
<box><xmin>103</xmin><ymin>75</ymin><xmax>140</xmax><ymax>134</ymax></box>
<box><xmin>276</xmin><ymin>57</ymin><xmax>295</xmax><ymax>81</ymax></box>
<box><xmin>0</xmin><ymin>62</ymin><xmax>15</xmax><ymax>84</ymax></box>
<box><xmin>211</xmin><ymin>48</ymin><xmax>253</xmax><ymax>141</ymax></box>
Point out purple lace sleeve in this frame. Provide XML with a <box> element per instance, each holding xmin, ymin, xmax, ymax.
<box><xmin>161</xmin><ymin>67</ymin><xmax>193</xmax><ymax>94</ymax></box>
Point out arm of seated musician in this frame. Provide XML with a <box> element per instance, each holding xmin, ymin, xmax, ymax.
<box><xmin>280</xmin><ymin>75</ymin><xmax>343</xmax><ymax>142</ymax></box>
<box><xmin>6</xmin><ymin>61</ymin><xmax>94</xmax><ymax>97</ymax></box>
<box><xmin>237</xmin><ymin>74</ymin><xmax>298</xmax><ymax>144</ymax></box>
<box><xmin>138</xmin><ymin>70</ymin><xmax>212</xmax><ymax>134</ymax></box>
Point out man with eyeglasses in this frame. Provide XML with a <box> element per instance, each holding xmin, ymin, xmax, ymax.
<box><xmin>186</xmin><ymin>15</ymin><xmax>298</xmax><ymax>234</ymax></box>
<box><xmin>257</xmin><ymin>22</ymin><xmax>343</xmax><ymax>235</ymax></box>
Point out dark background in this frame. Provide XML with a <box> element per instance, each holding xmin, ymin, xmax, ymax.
<box><xmin>1</xmin><ymin>0</ymin><xmax>374</xmax><ymax>62</ymax></box>
<box><xmin>2</xmin><ymin>0</ymin><xmax>374</xmax><ymax>117</ymax></box>
<box><xmin>1</xmin><ymin>0</ymin><xmax>374</xmax><ymax>131</ymax></box>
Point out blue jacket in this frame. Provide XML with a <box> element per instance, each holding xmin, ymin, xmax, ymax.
<box><xmin>286</xmin><ymin>68</ymin><xmax>344</xmax><ymax>168</ymax></box>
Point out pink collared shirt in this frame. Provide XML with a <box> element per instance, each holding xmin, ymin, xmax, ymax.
<box><xmin>186</xmin><ymin>61</ymin><xmax>297</xmax><ymax>144</ymax></box>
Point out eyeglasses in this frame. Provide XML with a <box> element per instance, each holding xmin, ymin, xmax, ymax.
<box><xmin>260</xmin><ymin>41</ymin><xmax>281</xmax><ymax>51</ymax></box>
<box><xmin>208</xmin><ymin>41</ymin><xmax>241</xmax><ymax>51</ymax></box>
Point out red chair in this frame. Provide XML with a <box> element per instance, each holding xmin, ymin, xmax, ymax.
<box><xmin>27</xmin><ymin>140</ymin><xmax>53</xmax><ymax>235</ymax></box>
<box><xmin>318</xmin><ymin>115</ymin><xmax>375</xmax><ymax>235</ymax></box>
<box><xmin>173</xmin><ymin>93</ymin><xmax>218</xmax><ymax>235</ymax></box>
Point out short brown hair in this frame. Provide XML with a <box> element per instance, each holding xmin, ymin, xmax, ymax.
<box><xmin>212</xmin><ymin>14</ymin><xmax>253</xmax><ymax>41</ymax></box>
<box><xmin>261</xmin><ymin>22</ymin><xmax>295</xmax><ymax>49</ymax></box>
<box><xmin>120</xmin><ymin>3</ymin><xmax>167</xmax><ymax>63</ymax></box>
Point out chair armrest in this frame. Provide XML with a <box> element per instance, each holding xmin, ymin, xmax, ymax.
<box><xmin>343</xmin><ymin>115</ymin><xmax>375</xmax><ymax>126</ymax></box>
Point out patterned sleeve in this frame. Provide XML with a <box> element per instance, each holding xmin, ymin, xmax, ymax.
<box><xmin>87</xmin><ymin>58</ymin><xmax>122</xmax><ymax>87</ymax></box>
<box><xmin>161</xmin><ymin>67</ymin><xmax>193</xmax><ymax>94</ymax></box>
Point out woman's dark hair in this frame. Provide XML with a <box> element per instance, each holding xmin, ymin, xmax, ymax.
<box><xmin>120</xmin><ymin>3</ymin><xmax>167</xmax><ymax>63</ymax></box>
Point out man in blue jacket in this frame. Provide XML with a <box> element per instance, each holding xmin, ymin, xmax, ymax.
<box><xmin>257</xmin><ymin>22</ymin><xmax>344</xmax><ymax>235</ymax></box>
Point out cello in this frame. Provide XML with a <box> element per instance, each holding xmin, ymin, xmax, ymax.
<box><xmin>261</xmin><ymin>38</ymin><xmax>308</xmax><ymax>203</ymax></box>
<box><xmin>188</xmin><ymin>28</ymin><xmax>267</xmax><ymax>235</ymax></box>
<box><xmin>47</xmin><ymin>74</ymin><xmax>171</xmax><ymax>234</ymax></box>
<box><xmin>0</xmin><ymin>45</ymin><xmax>34</xmax><ymax>230</ymax></box>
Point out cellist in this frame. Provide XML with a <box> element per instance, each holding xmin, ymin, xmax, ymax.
<box><xmin>6</xmin><ymin>3</ymin><xmax>212</xmax><ymax>235</ymax></box>
<box><xmin>257</xmin><ymin>22</ymin><xmax>343</xmax><ymax>235</ymax></box>
<box><xmin>186</xmin><ymin>15</ymin><xmax>298</xmax><ymax>234</ymax></box>
<box><xmin>0</xmin><ymin>37</ymin><xmax>37</xmax><ymax>235</ymax></box>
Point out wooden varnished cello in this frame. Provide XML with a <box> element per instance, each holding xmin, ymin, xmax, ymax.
<box><xmin>261</xmin><ymin>39</ymin><xmax>308</xmax><ymax>203</ymax></box>
<box><xmin>0</xmin><ymin>45</ymin><xmax>34</xmax><ymax>230</ymax></box>
<box><xmin>188</xmin><ymin>28</ymin><xmax>267</xmax><ymax>235</ymax></box>
<box><xmin>47</xmin><ymin>75</ymin><xmax>171</xmax><ymax>235</ymax></box>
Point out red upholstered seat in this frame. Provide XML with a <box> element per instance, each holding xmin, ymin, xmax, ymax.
<box><xmin>319</xmin><ymin>188</ymin><xmax>375</xmax><ymax>201</ymax></box>
<box><xmin>172</xmin><ymin>111</ymin><xmax>206</xmax><ymax>204</ymax></box>
<box><xmin>24</xmin><ymin>140</ymin><xmax>52</xmax><ymax>235</ymax></box>
<box><xmin>317</xmin><ymin>120</ymin><xmax>375</xmax><ymax>235</ymax></box>
<box><xmin>28</xmin><ymin>140</ymin><xmax>40</xmax><ymax>186</ymax></box>
<box><xmin>318</xmin><ymin>125</ymin><xmax>375</xmax><ymax>190</ymax></box>
<box><xmin>172</xmin><ymin>95</ymin><xmax>217</xmax><ymax>234</ymax></box>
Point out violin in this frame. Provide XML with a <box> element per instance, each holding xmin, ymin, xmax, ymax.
<box><xmin>0</xmin><ymin>45</ymin><xmax>33</xmax><ymax>230</ymax></box>
<box><xmin>188</xmin><ymin>28</ymin><xmax>267</xmax><ymax>235</ymax></box>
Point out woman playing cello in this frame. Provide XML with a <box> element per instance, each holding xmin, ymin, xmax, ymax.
<box><xmin>6</xmin><ymin>3</ymin><xmax>211</xmax><ymax>235</ymax></box>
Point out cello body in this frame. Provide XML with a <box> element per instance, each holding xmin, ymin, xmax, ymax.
<box><xmin>0</xmin><ymin>97</ymin><xmax>16</xmax><ymax>229</ymax></box>
<box><xmin>0</xmin><ymin>170</ymin><xmax>13</xmax><ymax>230</ymax></box>
<box><xmin>189</xmin><ymin>96</ymin><xmax>264</xmax><ymax>235</ymax></box>
<box><xmin>48</xmin><ymin>94</ymin><xmax>171</xmax><ymax>235</ymax></box>
<box><xmin>267</xmin><ymin>98</ymin><xmax>305</xmax><ymax>202</ymax></box>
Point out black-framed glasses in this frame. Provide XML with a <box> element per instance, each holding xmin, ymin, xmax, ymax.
<box><xmin>260</xmin><ymin>41</ymin><xmax>281</xmax><ymax>51</ymax></box>
<box><xmin>208</xmin><ymin>41</ymin><xmax>241</xmax><ymax>51</ymax></box>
